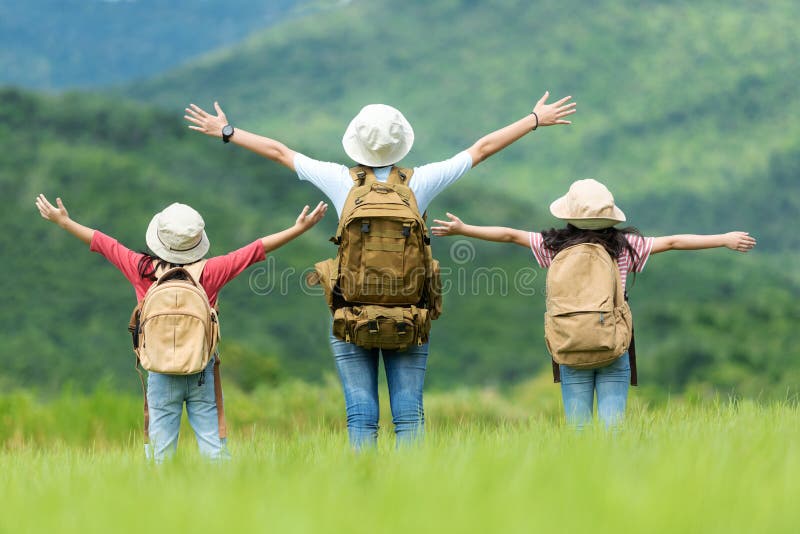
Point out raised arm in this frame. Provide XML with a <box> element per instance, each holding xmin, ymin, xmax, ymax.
<box><xmin>260</xmin><ymin>201</ymin><xmax>328</xmax><ymax>254</ymax></box>
<box><xmin>431</xmin><ymin>212</ymin><xmax>530</xmax><ymax>248</ymax></box>
<box><xmin>35</xmin><ymin>194</ymin><xmax>95</xmax><ymax>245</ymax></box>
<box><xmin>651</xmin><ymin>232</ymin><xmax>757</xmax><ymax>254</ymax></box>
<box><xmin>466</xmin><ymin>91</ymin><xmax>576</xmax><ymax>167</ymax></box>
<box><xmin>184</xmin><ymin>102</ymin><xmax>297</xmax><ymax>171</ymax></box>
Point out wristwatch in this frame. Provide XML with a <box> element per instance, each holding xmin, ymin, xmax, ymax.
<box><xmin>221</xmin><ymin>124</ymin><xmax>235</xmax><ymax>143</ymax></box>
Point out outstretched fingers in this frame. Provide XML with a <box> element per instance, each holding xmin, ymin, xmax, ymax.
<box><xmin>188</xmin><ymin>103</ymin><xmax>209</xmax><ymax>117</ymax></box>
<box><xmin>35</xmin><ymin>194</ymin><xmax>50</xmax><ymax>218</ymax></box>
<box><xmin>533</xmin><ymin>92</ymin><xmax>577</xmax><ymax>126</ymax></box>
<box><xmin>728</xmin><ymin>231</ymin><xmax>757</xmax><ymax>252</ymax></box>
<box><xmin>298</xmin><ymin>201</ymin><xmax>328</xmax><ymax>227</ymax></box>
<box><xmin>554</xmin><ymin>95</ymin><xmax>573</xmax><ymax>107</ymax></box>
<box><xmin>310</xmin><ymin>201</ymin><xmax>328</xmax><ymax>220</ymax></box>
<box><xmin>536</xmin><ymin>90</ymin><xmax>551</xmax><ymax>107</ymax></box>
<box><xmin>184</xmin><ymin>113</ymin><xmax>203</xmax><ymax>126</ymax></box>
<box><xmin>738</xmin><ymin>233</ymin><xmax>757</xmax><ymax>252</ymax></box>
<box><xmin>557</xmin><ymin>102</ymin><xmax>577</xmax><ymax>115</ymax></box>
<box><xmin>213</xmin><ymin>101</ymin><xmax>226</xmax><ymax>119</ymax></box>
<box><xmin>431</xmin><ymin>213</ymin><xmax>461</xmax><ymax>236</ymax></box>
<box><xmin>35</xmin><ymin>193</ymin><xmax>64</xmax><ymax>221</ymax></box>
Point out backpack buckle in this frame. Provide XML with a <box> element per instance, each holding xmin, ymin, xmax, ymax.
<box><xmin>361</xmin><ymin>221</ymin><xmax>370</xmax><ymax>233</ymax></box>
<box><xmin>396</xmin><ymin>322</ymin><xmax>407</xmax><ymax>334</ymax></box>
<box><xmin>368</xmin><ymin>320</ymin><xmax>379</xmax><ymax>334</ymax></box>
<box><xmin>402</xmin><ymin>225</ymin><xmax>411</xmax><ymax>237</ymax></box>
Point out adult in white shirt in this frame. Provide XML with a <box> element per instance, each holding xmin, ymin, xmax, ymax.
<box><xmin>185</xmin><ymin>92</ymin><xmax>576</xmax><ymax>448</ymax></box>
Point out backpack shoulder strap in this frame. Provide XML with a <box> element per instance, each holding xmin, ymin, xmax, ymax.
<box><xmin>333</xmin><ymin>167</ymin><xmax>378</xmax><ymax>242</ymax></box>
<box><xmin>182</xmin><ymin>259</ymin><xmax>208</xmax><ymax>284</ymax></box>
<box><xmin>386</xmin><ymin>166</ymin><xmax>414</xmax><ymax>186</ymax></box>
<box><xmin>348</xmin><ymin>165</ymin><xmax>377</xmax><ymax>186</ymax></box>
<box><xmin>152</xmin><ymin>259</ymin><xmax>208</xmax><ymax>289</ymax></box>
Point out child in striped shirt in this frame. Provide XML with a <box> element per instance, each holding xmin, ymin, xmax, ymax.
<box><xmin>431</xmin><ymin>179</ymin><xmax>756</xmax><ymax>428</ymax></box>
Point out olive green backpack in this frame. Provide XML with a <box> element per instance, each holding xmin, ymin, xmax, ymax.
<box><xmin>310</xmin><ymin>166</ymin><xmax>442</xmax><ymax>350</ymax></box>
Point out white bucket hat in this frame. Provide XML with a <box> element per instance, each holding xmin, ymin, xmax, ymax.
<box><xmin>145</xmin><ymin>203</ymin><xmax>210</xmax><ymax>264</ymax></box>
<box><xmin>549</xmin><ymin>179</ymin><xmax>627</xmax><ymax>230</ymax></box>
<box><xmin>341</xmin><ymin>104</ymin><xmax>414</xmax><ymax>167</ymax></box>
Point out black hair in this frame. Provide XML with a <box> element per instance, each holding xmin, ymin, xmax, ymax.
<box><xmin>137</xmin><ymin>252</ymin><xmax>189</xmax><ymax>281</ymax></box>
<box><xmin>541</xmin><ymin>224</ymin><xmax>645</xmax><ymax>276</ymax></box>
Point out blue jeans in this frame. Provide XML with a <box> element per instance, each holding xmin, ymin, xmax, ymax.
<box><xmin>144</xmin><ymin>356</ymin><xmax>229</xmax><ymax>462</ymax></box>
<box><xmin>559</xmin><ymin>352</ymin><xmax>630</xmax><ymax>429</ymax></box>
<box><xmin>329</xmin><ymin>333</ymin><xmax>428</xmax><ymax>449</ymax></box>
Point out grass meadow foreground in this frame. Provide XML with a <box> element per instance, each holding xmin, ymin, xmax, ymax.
<box><xmin>1</xmin><ymin>379</ymin><xmax>798</xmax><ymax>533</ymax></box>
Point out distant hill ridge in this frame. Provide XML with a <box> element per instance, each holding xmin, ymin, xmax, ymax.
<box><xmin>127</xmin><ymin>0</ymin><xmax>800</xmax><ymax>203</ymax></box>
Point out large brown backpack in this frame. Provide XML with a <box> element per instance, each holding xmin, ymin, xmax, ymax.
<box><xmin>128</xmin><ymin>260</ymin><xmax>226</xmax><ymax>442</ymax></box>
<box><xmin>310</xmin><ymin>166</ymin><xmax>442</xmax><ymax>350</ymax></box>
<box><xmin>544</xmin><ymin>243</ymin><xmax>634</xmax><ymax>381</ymax></box>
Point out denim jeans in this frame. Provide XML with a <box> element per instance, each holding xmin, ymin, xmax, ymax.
<box><xmin>559</xmin><ymin>352</ymin><xmax>630</xmax><ymax>429</ymax></box>
<box><xmin>144</xmin><ymin>356</ymin><xmax>229</xmax><ymax>462</ymax></box>
<box><xmin>329</xmin><ymin>333</ymin><xmax>428</xmax><ymax>449</ymax></box>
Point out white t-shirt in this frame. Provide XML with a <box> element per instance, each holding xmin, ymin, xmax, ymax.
<box><xmin>294</xmin><ymin>151</ymin><xmax>473</xmax><ymax>217</ymax></box>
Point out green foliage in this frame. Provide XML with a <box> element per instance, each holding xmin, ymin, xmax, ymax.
<box><xmin>221</xmin><ymin>342</ymin><xmax>283</xmax><ymax>393</ymax></box>
<box><xmin>1</xmin><ymin>392</ymin><xmax>799</xmax><ymax>533</ymax></box>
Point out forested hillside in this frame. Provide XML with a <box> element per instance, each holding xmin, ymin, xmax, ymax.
<box><xmin>1</xmin><ymin>88</ymin><xmax>797</xmax><ymax>396</ymax></box>
<box><xmin>128</xmin><ymin>0</ymin><xmax>800</xmax><ymax>206</ymax></box>
<box><xmin>2</xmin><ymin>0</ymin><xmax>798</xmax><ymax>395</ymax></box>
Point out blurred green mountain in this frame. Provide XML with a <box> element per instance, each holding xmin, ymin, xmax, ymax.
<box><xmin>127</xmin><ymin>0</ymin><xmax>800</xmax><ymax>207</ymax></box>
<box><xmin>2</xmin><ymin>87</ymin><xmax>797</xmax><ymax>397</ymax></box>
<box><xmin>0</xmin><ymin>0</ymin><xmax>309</xmax><ymax>89</ymax></box>
<box><xmin>2</xmin><ymin>0</ymin><xmax>798</xmax><ymax>395</ymax></box>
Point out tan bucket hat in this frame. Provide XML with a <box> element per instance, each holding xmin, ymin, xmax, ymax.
<box><xmin>549</xmin><ymin>179</ymin><xmax>627</xmax><ymax>230</ymax></box>
<box><xmin>341</xmin><ymin>104</ymin><xmax>414</xmax><ymax>167</ymax></box>
<box><xmin>145</xmin><ymin>203</ymin><xmax>210</xmax><ymax>264</ymax></box>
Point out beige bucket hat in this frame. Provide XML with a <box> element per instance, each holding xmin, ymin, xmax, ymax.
<box><xmin>550</xmin><ymin>179</ymin><xmax>627</xmax><ymax>230</ymax></box>
<box><xmin>342</xmin><ymin>104</ymin><xmax>414</xmax><ymax>167</ymax></box>
<box><xmin>145</xmin><ymin>203</ymin><xmax>210</xmax><ymax>264</ymax></box>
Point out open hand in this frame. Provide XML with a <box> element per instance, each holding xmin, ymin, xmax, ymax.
<box><xmin>532</xmin><ymin>91</ymin><xmax>576</xmax><ymax>126</ymax></box>
<box><xmin>295</xmin><ymin>201</ymin><xmax>328</xmax><ymax>231</ymax></box>
<box><xmin>35</xmin><ymin>194</ymin><xmax>70</xmax><ymax>226</ymax></box>
<box><xmin>431</xmin><ymin>213</ymin><xmax>465</xmax><ymax>237</ymax></box>
<box><xmin>724</xmin><ymin>231</ymin><xmax>757</xmax><ymax>253</ymax></box>
<box><xmin>185</xmin><ymin>102</ymin><xmax>228</xmax><ymax>138</ymax></box>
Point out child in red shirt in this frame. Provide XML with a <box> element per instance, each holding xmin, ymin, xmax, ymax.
<box><xmin>36</xmin><ymin>194</ymin><xmax>327</xmax><ymax>461</ymax></box>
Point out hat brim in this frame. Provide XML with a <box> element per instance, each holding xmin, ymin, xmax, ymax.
<box><xmin>145</xmin><ymin>213</ymin><xmax>210</xmax><ymax>265</ymax></box>
<box><xmin>341</xmin><ymin>116</ymin><xmax>414</xmax><ymax>167</ymax></box>
<box><xmin>549</xmin><ymin>197</ymin><xmax>626</xmax><ymax>230</ymax></box>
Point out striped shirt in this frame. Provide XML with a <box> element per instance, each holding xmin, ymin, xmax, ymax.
<box><xmin>529</xmin><ymin>232</ymin><xmax>655</xmax><ymax>289</ymax></box>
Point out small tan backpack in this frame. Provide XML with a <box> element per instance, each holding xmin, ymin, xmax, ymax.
<box><xmin>129</xmin><ymin>260</ymin><xmax>219</xmax><ymax>374</ymax></box>
<box><xmin>544</xmin><ymin>243</ymin><xmax>633</xmax><ymax>375</ymax></box>
<box><xmin>309</xmin><ymin>166</ymin><xmax>442</xmax><ymax>350</ymax></box>
<box><xmin>128</xmin><ymin>260</ymin><xmax>226</xmax><ymax>441</ymax></box>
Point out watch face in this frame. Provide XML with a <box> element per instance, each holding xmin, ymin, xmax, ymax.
<box><xmin>222</xmin><ymin>125</ymin><xmax>234</xmax><ymax>137</ymax></box>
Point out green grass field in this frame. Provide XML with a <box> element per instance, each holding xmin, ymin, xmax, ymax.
<box><xmin>2</xmin><ymin>381</ymin><xmax>798</xmax><ymax>533</ymax></box>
